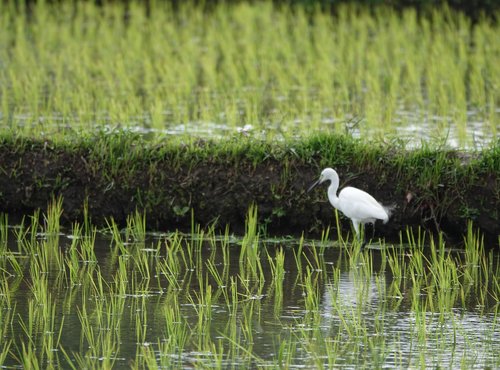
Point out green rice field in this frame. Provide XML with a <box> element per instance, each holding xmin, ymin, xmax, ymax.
<box><xmin>0</xmin><ymin>203</ymin><xmax>498</xmax><ymax>368</ymax></box>
<box><xmin>0</xmin><ymin>1</ymin><xmax>498</xmax><ymax>147</ymax></box>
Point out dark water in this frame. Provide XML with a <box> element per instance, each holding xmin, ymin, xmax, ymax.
<box><xmin>1</xmin><ymin>231</ymin><xmax>499</xmax><ymax>368</ymax></box>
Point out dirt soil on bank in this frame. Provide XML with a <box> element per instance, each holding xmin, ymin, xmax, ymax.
<box><xmin>0</xmin><ymin>139</ymin><xmax>499</xmax><ymax>247</ymax></box>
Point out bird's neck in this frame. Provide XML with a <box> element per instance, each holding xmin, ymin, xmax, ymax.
<box><xmin>327</xmin><ymin>177</ymin><xmax>340</xmax><ymax>208</ymax></box>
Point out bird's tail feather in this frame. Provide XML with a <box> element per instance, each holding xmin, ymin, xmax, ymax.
<box><xmin>382</xmin><ymin>203</ymin><xmax>397</xmax><ymax>223</ymax></box>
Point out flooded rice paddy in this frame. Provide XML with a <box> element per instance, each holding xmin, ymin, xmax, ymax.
<box><xmin>6</xmin><ymin>103</ymin><xmax>499</xmax><ymax>149</ymax></box>
<box><xmin>1</xmin><ymin>2</ymin><xmax>498</xmax><ymax>148</ymax></box>
<box><xmin>0</xmin><ymin>205</ymin><xmax>498</xmax><ymax>368</ymax></box>
<box><xmin>0</xmin><ymin>4</ymin><xmax>499</xmax><ymax>366</ymax></box>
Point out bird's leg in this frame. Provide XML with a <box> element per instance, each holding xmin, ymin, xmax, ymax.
<box><xmin>351</xmin><ymin>220</ymin><xmax>359</xmax><ymax>239</ymax></box>
<box><xmin>352</xmin><ymin>221</ymin><xmax>365</xmax><ymax>250</ymax></box>
<box><xmin>360</xmin><ymin>225</ymin><xmax>367</xmax><ymax>250</ymax></box>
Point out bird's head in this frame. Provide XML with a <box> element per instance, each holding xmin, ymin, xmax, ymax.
<box><xmin>308</xmin><ymin>167</ymin><xmax>337</xmax><ymax>192</ymax></box>
<box><xmin>320</xmin><ymin>168</ymin><xmax>337</xmax><ymax>182</ymax></box>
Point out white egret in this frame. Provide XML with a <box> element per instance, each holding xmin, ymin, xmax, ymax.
<box><xmin>308</xmin><ymin>168</ymin><xmax>393</xmax><ymax>247</ymax></box>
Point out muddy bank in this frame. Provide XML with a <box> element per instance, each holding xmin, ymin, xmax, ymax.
<box><xmin>0</xmin><ymin>134</ymin><xmax>498</xmax><ymax>247</ymax></box>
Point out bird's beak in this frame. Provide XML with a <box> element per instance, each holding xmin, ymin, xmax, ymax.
<box><xmin>307</xmin><ymin>178</ymin><xmax>321</xmax><ymax>193</ymax></box>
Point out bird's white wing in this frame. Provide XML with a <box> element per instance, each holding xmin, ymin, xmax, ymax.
<box><xmin>338</xmin><ymin>187</ymin><xmax>388</xmax><ymax>222</ymax></box>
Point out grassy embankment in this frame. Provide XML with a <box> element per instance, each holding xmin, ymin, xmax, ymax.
<box><xmin>0</xmin><ymin>132</ymin><xmax>499</xmax><ymax>246</ymax></box>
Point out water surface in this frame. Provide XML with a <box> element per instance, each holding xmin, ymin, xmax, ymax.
<box><xmin>1</xmin><ymin>231</ymin><xmax>498</xmax><ymax>368</ymax></box>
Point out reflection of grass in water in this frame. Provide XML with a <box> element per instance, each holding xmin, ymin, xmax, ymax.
<box><xmin>0</xmin><ymin>2</ymin><xmax>497</xmax><ymax>146</ymax></box>
<box><xmin>0</xmin><ymin>201</ymin><xmax>498</xmax><ymax>368</ymax></box>
<box><xmin>0</xmin><ymin>214</ymin><xmax>7</xmax><ymax>252</ymax></box>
